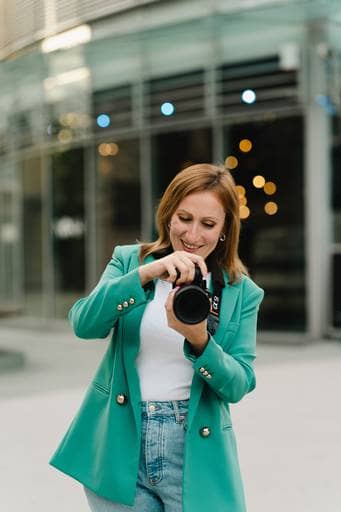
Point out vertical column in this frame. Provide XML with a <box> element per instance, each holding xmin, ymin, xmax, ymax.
<box><xmin>135</xmin><ymin>35</ymin><xmax>153</xmax><ymax>242</ymax></box>
<box><xmin>304</xmin><ymin>22</ymin><xmax>332</xmax><ymax>339</ymax></box>
<box><xmin>85</xmin><ymin>143</ymin><xmax>97</xmax><ymax>291</ymax></box>
<box><xmin>41</xmin><ymin>151</ymin><xmax>55</xmax><ymax>318</ymax></box>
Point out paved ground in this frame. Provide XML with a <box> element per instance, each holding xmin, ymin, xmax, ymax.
<box><xmin>0</xmin><ymin>324</ymin><xmax>341</xmax><ymax>512</ymax></box>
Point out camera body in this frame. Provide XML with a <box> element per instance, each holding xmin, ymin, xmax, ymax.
<box><xmin>173</xmin><ymin>266</ymin><xmax>210</xmax><ymax>324</ymax></box>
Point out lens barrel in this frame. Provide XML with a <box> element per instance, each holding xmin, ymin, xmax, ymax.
<box><xmin>172</xmin><ymin>266</ymin><xmax>210</xmax><ymax>324</ymax></box>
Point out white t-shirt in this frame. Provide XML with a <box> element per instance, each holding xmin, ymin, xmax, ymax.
<box><xmin>136</xmin><ymin>279</ymin><xmax>194</xmax><ymax>401</ymax></box>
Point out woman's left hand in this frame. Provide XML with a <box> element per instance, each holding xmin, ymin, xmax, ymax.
<box><xmin>165</xmin><ymin>288</ymin><xmax>209</xmax><ymax>356</ymax></box>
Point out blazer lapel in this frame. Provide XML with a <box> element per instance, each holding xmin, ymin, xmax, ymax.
<box><xmin>187</xmin><ymin>275</ymin><xmax>240</xmax><ymax>432</ymax></box>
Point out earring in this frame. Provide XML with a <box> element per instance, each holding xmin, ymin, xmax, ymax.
<box><xmin>219</xmin><ymin>233</ymin><xmax>226</xmax><ymax>242</ymax></box>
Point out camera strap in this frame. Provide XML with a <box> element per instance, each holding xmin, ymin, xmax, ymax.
<box><xmin>206</xmin><ymin>257</ymin><xmax>226</xmax><ymax>337</ymax></box>
<box><xmin>207</xmin><ymin>285</ymin><xmax>223</xmax><ymax>336</ymax></box>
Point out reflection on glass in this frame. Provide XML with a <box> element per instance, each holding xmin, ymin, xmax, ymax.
<box><xmin>225</xmin><ymin>116</ymin><xmax>306</xmax><ymax>331</ymax></box>
<box><xmin>52</xmin><ymin>148</ymin><xmax>85</xmax><ymax>318</ymax></box>
<box><xmin>152</xmin><ymin>128</ymin><xmax>212</xmax><ymax>199</ymax></box>
<box><xmin>332</xmin><ymin>117</ymin><xmax>341</xmax><ymax>243</ymax></box>
<box><xmin>0</xmin><ymin>186</ymin><xmax>19</xmax><ymax>312</ymax></box>
<box><xmin>96</xmin><ymin>139</ymin><xmax>141</xmax><ymax>270</ymax></box>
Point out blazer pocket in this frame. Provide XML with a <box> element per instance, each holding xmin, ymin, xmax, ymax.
<box><xmin>92</xmin><ymin>382</ymin><xmax>110</xmax><ymax>395</ymax></box>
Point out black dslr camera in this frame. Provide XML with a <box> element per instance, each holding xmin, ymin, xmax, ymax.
<box><xmin>172</xmin><ymin>266</ymin><xmax>210</xmax><ymax>324</ymax></box>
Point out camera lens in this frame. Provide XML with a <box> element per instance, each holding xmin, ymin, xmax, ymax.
<box><xmin>173</xmin><ymin>284</ymin><xmax>210</xmax><ymax>324</ymax></box>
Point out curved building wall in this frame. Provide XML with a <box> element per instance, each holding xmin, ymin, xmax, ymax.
<box><xmin>0</xmin><ymin>0</ymin><xmax>159</xmax><ymax>58</ymax></box>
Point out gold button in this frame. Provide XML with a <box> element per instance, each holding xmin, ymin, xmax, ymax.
<box><xmin>207</xmin><ymin>374</ymin><xmax>212</xmax><ymax>379</ymax></box>
<box><xmin>123</xmin><ymin>301</ymin><xmax>129</xmax><ymax>308</ymax></box>
<box><xmin>148</xmin><ymin>404</ymin><xmax>156</xmax><ymax>412</ymax></box>
<box><xmin>199</xmin><ymin>367</ymin><xmax>205</xmax><ymax>373</ymax></box>
<box><xmin>129</xmin><ymin>298</ymin><xmax>135</xmax><ymax>304</ymax></box>
<box><xmin>200</xmin><ymin>427</ymin><xmax>211</xmax><ymax>438</ymax></box>
<box><xmin>203</xmin><ymin>370</ymin><xmax>209</xmax><ymax>376</ymax></box>
<box><xmin>116</xmin><ymin>394</ymin><xmax>127</xmax><ymax>405</ymax></box>
<box><xmin>117</xmin><ymin>304</ymin><xmax>123</xmax><ymax>311</ymax></box>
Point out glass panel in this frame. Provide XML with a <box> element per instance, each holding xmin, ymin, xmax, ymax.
<box><xmin>151</xmin><ymin>127</ymin><xmax>212</xmax><ymax>199</ymax></box>
<box><xmin>22</xmin><ymin>155</ymin><xmax>43</xmax><ymax>316</ymax></box>
<box><xmin>224</xmin><ymin>115</ymin><xmax>306</xmax><ymax>331</ymax></box>
<box><xmin>0</xmin><ymin>161</ymin><xmax>21</xmax><ymax>315</ymax></box>
<box><xmin>52</xmin><ymin>148</ymin><xmax>85</xmax><ymax>318</ymax></box>
<box><xmin>96</xmin><ymin>138</ymin><xmax>141</xmax><ymax>270</ymax></box>
<box><xmin>332</xmin><ymin>116</ymin><xmax>341</xmax><ymax>244</ymax></box>
<box><xmin>331</xmin><ymin>116</ymin><xmax>341</xmax><ymax>328</ymax></box>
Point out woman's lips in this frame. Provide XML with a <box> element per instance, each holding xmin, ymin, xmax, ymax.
<box><xmin>181</xmin><ymin>240</ymin><xmax>201</xmax><ymax>252</ymax></box>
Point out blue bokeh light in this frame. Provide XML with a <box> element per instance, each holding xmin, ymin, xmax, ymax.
<box><xmin>241</xmin><ymin>89</ymin><xmax>256</xmax><ymax>104</ymax></box>
<box><xmin>161</xmin><ymin>102</ymin><xmax>175</xmax><ymax>116</ymax></box>
<box><xmin>96</xmin><ymin>114</ymin><xmax>111</xmax><ymax>128</ymax></box>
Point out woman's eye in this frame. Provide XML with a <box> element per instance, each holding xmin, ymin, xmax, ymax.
<box><xmin>203</xmin><ymin>223</ymin><xmax>215</xmax><ymax>228</ymax></box>
<box><xmin>179</xmin><ymin>217</ymin><xmax>191</xmax><ymax>222</ymax></box>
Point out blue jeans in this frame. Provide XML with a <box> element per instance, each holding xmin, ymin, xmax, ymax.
<box><xmin>84</xmin><ymin>400</ymin><xmax>189</xmax><ymax>512</ymax></box>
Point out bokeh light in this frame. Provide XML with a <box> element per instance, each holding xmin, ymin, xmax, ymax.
<box><xmin>253</xmin><ymin>175</ymin><xmax>266</xmax><ymax>188</ymax></box>
<box><xmin>160</xmin><ymin>102</ymin><xmax>175</xmax><ymax>116</ymax></box>
<box><xmin>225</xmin><ymin>155</ymin><xmax>238</xmax><ymax>170</ymax></box>
<box><xmin>98</xmin><ymin>142</ymin><xmax>119</xmax><ymax>156</ymax></box>
<box><xmin>97</xmin><ymin>114</ymin><xmax>111</xmax><ymax>128</ymax></box>
<box><xmin>241</xmin><ymin>89</ymin><xmax>256</xmax><ymax>104</ymax></box>
<box><xmin>236</xmin><ymin>185</ymin><xmax>246</xmax><ymax>198</ymax></box>
<box><xmin>264</xmin><ymin>181</ymin><xmax>277</xmax><ymax>195</ymax></box>
<box><xmin>58</xmin><ymin>129</ymin><xmax>73</xmax><ymax>143</ymax></box>
<box><xmin>264</xmin><ymin>201</ymin><xmax>278</xmax><ymax>215</ymax></box>
<box><xmin>239</xmin><ymin>139</ymin><xmax>252</xmax><ymax>152</ymax></box>
<box><xmin>240</xmin><ymin>205</ymin><xmax>250</xmax><ymax>219</ymax></box>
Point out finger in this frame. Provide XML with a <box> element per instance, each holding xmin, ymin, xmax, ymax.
<box><xmin>165</xmin><ymin>287</ymin><xmax>178</xmax><ymax>312</ymax></box>
<box><xmin>169</xmin><ymin>258</ymin><xmax>193</xmax><ymax>285</ymax></box>
<box><xmin>163</xmin><ymin>263</ymin><xmax>178</xmax><ymax>283</ymax></box>
<box><xmin>190</xmin><ymin>255</ymin><xmax>208</xmax><ymax>278</ymax></box>
<box><xmin>177</xmin><ymin>254</ymin><xmax>205</xmax><ymax>282</ymax></box>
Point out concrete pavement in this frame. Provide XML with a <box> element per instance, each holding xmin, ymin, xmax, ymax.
<box><xmin>0</xmin><ymin>325</ymin><xmax>340</xmax><ymax>512</ymax></box>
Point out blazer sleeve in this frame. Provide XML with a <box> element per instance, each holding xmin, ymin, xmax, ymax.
<box><xmin>183</xmin><ymin>277</ymin><xmax>264</xmax><ymax>404</ymax></box>
<box><xmin>68</xmin><ymin>245</ymin><xmax>148</xmax><ymax>339</ymax></box>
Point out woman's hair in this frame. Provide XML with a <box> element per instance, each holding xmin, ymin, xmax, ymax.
<box><xmin>139</xmin><ymin>163</ymin><xmax>248</xmax><ymax>283</ymax></box>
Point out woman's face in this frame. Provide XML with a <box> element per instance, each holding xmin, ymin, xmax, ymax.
<box><xmin>169</xmin><ymin>190</ymin><xmax>226</xmax><ymax>260</ymax></box>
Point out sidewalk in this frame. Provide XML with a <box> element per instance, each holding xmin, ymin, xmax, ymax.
<box><xmin>0</xmin><ymin>325</ymin><xmax>340</xmax><ymax>512</ymax></box>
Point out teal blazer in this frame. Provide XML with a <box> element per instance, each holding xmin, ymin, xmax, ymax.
<box><xmin>50</xmin><ymin>244</ymin><xmax>264</xmax><ymax>512</ymax></box>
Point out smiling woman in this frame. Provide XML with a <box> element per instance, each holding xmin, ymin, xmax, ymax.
<box><xmin>50</xmin><ymin>163</ymin><xmax>264</xmax><ymax>512</ymax></box>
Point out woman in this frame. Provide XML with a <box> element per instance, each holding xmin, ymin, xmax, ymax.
<box><xmin>50</xmin><ymin>163</ymin><xmax>264</xmax><ymax>512</ymax></box>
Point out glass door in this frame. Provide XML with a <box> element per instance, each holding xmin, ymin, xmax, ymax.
<box><xmin>224</xmin><ymin>114</ymin><xmax>306</xmax><ymax>331</ymax></box>
<box><xmin>51</xmin><ymin>147</ymin><xmax>85</xmax><ymax>318</ymax></box>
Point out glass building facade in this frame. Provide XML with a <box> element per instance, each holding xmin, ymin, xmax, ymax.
<box><xmin>0</xmin><ymin>0</ymin><xmax>341</xmax><ymax>340</ymax></box>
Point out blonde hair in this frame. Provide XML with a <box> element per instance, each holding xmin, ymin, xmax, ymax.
<box><xmin>139</xmin><ymin>163</ymin><xmax>248</xmax><ymax>284</ymax></box>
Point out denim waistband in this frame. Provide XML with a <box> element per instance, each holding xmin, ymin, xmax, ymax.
<box><xmin>140</xmin><ymin>400</ymin><xmax>189</xmax><ymax>422</ymax></box>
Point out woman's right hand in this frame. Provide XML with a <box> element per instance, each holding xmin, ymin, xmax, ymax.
<box><xmin>138</xmin><ymin>251</ymin><xmax>208</xmax><ymax>286</ymax></box>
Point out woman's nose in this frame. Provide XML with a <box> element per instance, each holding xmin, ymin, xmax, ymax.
<box><xmin>186</xmin><ymin>223</ymin><xmax>201</xmax><ymax>240</ymax></box>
